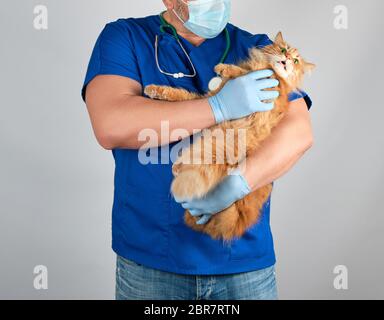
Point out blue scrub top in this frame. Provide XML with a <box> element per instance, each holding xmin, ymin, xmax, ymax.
<box><xmin>82</xmin><ymin>14</ymin><xmax>312</xmax><ymax>275</ymax></box>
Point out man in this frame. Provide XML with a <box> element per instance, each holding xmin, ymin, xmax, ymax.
<box><xmin>82</xmin><ymin>0</ymin><xmax>313</xmax><ymax>300</ymax></box>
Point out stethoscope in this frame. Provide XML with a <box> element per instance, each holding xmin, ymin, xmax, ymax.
<box><xmin>156</xmin><ymin>12</ymin><xmax>231</xmax><ymax>91</ymax></box>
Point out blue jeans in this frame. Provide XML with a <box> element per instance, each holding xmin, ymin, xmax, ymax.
<box><xmin>115</xmin><ymin>255</ymin><xmax>278</xmax><ymax>300</ymax></box>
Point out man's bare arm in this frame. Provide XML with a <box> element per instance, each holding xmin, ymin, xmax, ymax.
<box><xmin>243</xmin><ymin>98</ymin><xmax>314</xmax><ymax>191</ymax></box>
<box><xmin>85</xmin><ymin>75</ymin><xmax>215</xmax><ymax>150</ymax></box>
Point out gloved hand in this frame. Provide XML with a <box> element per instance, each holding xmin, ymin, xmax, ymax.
<box><xmin>174</xmin><ymin>169</ymin><xmax>252</xmax><ymax>225</ymax></box>
<box><xmin>208</xmin><ymin>69</ymin><xmax>280</xmax><ymax>124</ymax></box>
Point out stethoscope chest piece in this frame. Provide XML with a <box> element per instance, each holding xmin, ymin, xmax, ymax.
<box><xmin>208</xmin><ymin>76</ymin><xmax>223</xmax><ymax>91</ymax></box>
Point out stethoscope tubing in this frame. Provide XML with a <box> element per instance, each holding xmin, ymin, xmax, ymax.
<box><xmin>156</xmin><ymin>12</ymin><xmax>231</xmax><ymax>80</ymax></box>
<box><xmin>155</xmin><ymin>34</ymin><xmax>197</xmax><ymax>79</ymax></box>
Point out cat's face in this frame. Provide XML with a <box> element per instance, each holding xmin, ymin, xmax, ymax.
<box><xmin>263</xmin><ymin>32</ymin><xmax>315</xmax><ymax>88</ymax></box>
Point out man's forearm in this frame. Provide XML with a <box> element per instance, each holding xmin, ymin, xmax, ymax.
<box><xmin>242</xmin><ymin>98</ymin><xmax>314</xmax><ymax>191</ymax></box>
<box><xmin>100</xmin><ymin>96</ymin><xmax>215</xmax><ymax>149</ymax></box>
<box><xmin>85</xmin><ymin>75</ymin><xmax>216</xmax><ymax>150</ymax></box>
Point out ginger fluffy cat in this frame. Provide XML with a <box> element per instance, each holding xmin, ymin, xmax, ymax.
<box><xmin>144</xmin><ymin>32</ymin><xmax>315</xmax><ymax>242</ymax></box>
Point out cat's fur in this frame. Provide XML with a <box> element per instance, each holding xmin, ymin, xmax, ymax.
<box><xmin>144</xmin><ymin>32</ymin><xmax>315</xmax><ymax>241</ymax></box>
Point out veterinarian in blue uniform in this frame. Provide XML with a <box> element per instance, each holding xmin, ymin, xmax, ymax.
<box><xmin>82</xmin><ymin>0</ymin><xmax>312</xmax><ymax>300</ymax></box>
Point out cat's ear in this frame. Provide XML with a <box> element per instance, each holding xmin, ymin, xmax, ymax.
<box><xmin>274</xmin><ymin>32</ymin><xmax>285</xmax><ymax>45</ymax></box>
<box><xmin>304</xmin><ymin>62</ymin><xmax>316</xmax><ymax>73</ymax></box>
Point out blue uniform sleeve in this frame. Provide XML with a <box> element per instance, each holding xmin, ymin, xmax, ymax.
<box><xmin>253</xmin><ymin>34</ymin><xmax>274</xmax><ymax>47</ymax></box>
<box><xmin>288</xmin><ymin>90</ymin><xmax>313</xmax><ymax>110</ymax></box>
<box><xmin>81</xmin><ymin>20</ymin><xmax>141</xmax><ymax>102</ymax></box>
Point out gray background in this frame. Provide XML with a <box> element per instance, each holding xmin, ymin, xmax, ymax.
<box><xmin>0</xmin><ymin>0</ymin><xmax>383</xmax><ymax>300</ymax></box>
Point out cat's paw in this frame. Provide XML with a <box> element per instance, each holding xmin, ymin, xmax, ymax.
<box><xmin>214</xmin><ymin>64</ymin><xmax>230</xmax><ymax>78</ymax></box>
<box><xmin>171</xmin><ymin>170</ymin><xmax>207</xmax><ymax>200</ymax></box>
<box><xmin>214</xmin><ymin>63</ymin><xmax>248</xmax><ymax>79</ymax></box>
<box><xmin>144</xmin><ymin>85</ymin><xmax>166</xmax><ymax>100</ymax></box>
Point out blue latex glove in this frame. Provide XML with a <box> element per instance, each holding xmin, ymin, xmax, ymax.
<box><xmin>208</xmin><ymin>69</ymin><xmax>280</xmax><ymax>124</ymax></box>
<box><xmin>175</xmin><ymin>170</ymin><xmax>252</xmax><ymax>225</ymax></box>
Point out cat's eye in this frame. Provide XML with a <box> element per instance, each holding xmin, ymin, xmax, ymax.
<box><xmin>294</xmin><ymin>58</ymin><xmax>299</xmax><ymax>64</ymax></box>
<box><xmin>281</xmin><ymin>48</ymin><xmax>287</xmax><ymax>54</ymax></box>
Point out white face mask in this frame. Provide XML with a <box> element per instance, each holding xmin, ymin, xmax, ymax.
<box><xmin>173</xmin><ymin>0</ymin><xmax>231</xmax><ymax>39</ymax></box>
